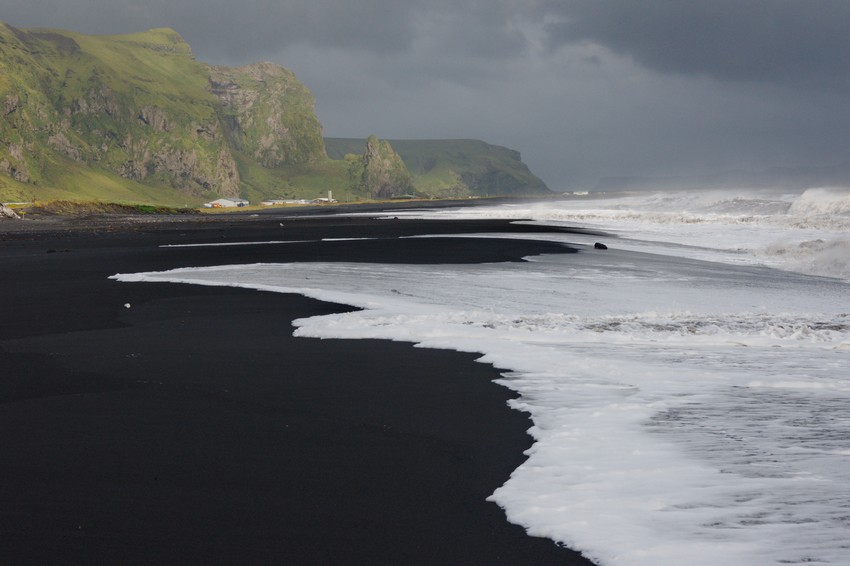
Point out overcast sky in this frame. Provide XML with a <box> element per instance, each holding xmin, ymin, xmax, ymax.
<box><xmin>4</xmin><ymin>1</ymin><xmax>849</xmax><ymax>189</ymax></box>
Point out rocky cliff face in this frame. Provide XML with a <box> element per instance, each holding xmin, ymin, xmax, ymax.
<box><xmin>208</xmin><ymin>62</ymin><xmax>325</xmax><ymax>168</ymax></box>
<box><xmin>358</xmin><ymin>136</ymin><xmax>414</xmax><ymax>198</ymax></box>
<box><xmin>0</xmin><ymin>23</ymin><xmax>324</xmax><ymax>202</ymax></box>
<box><xmin>326</xmin><ymin>137</ymin><xmax>550</xmax><ymax>198</ymax></box>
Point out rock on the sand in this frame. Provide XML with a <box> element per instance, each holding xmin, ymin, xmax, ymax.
<box><xmin>1</xmin><ymin>204</ymin><xmax>21</xmax><ymax>219</ymax></box>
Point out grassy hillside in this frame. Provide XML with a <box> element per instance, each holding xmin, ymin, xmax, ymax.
<box><xmin>325</xmin><ymin>138</ymin><xmax>550</xmax><ymax>198</ymax></box>
<box><xmin>0</xmin><ymin>22</ymin><xmax>325</xmax><ymax>206</ymax></box>
<box><xmin>234</xmin><ymin>155</ymin><xmax>354</xmax><ymax>203</ymax></box>
<box><xmin>0</xmin><ymin>23</ymin><xmax>231</xmax><ymax>205</ymax></box>
<box><xmin>1</xmin><ymin>21</ymin><xmax>550</xmax><ymax>206</ymax></box>
<box><xmin>2</xmin><ymin>160</ymin><xmax>202</xmax><ymax>205</ymax></box>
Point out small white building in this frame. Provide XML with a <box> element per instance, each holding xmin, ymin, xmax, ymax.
<box><xmin>203</xmin><ymin>198</ymin><xmax>250</xmax><ymax>208</ymax></box>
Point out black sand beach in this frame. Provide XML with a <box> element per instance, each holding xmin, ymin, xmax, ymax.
<box><xmin>1</xmin><ymin>205</ymin><xmax>596</xmax><ymax>565</ymax></box>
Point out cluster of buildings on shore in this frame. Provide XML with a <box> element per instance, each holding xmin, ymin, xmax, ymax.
<box><xmin>204</xmin><ymin>192</ymin><xmax>338</xmax><ymax>208</ymax></box>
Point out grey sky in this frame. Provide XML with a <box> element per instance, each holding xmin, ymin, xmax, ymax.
<box><xmin>4</xmin><ymin>0</ymin><xmax>849</xmax><ymax>189</ymax></box>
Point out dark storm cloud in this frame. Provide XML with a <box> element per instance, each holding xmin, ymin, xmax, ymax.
<box><xmin>2</xmin><ymin>0</ymin><xmax>529</xmax><ymax>65</ymax></box>
<box><xmin>541</xmin><ymin>0</ymin><xmax>850</xmax><ymax>88</ymax></box>
<box><xmin>3</xmin><ymin>0</ymin><xmax>417</xmax><ymax>59</ymax></box>
<box><xmin>7</xmin><ymin>0</ymin><xmax>847</xmax><ymax>87</ymax></box>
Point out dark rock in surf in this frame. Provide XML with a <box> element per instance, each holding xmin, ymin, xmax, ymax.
<box><xmin>594</xmin><ymin>242</ymin><xmax>608</xmax><ymax>250</ymax></box>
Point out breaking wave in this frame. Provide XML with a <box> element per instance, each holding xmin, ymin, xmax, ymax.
<box><xmin>388</xmin><ymin>186</ymin><xmax>850</xmax><ymax>280</ymax></box>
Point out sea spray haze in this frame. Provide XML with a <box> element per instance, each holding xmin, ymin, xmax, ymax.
<box><xmin>113</xmin><ymin>186</ymin><xmax>850</xmax><ymax>565</ymax></box>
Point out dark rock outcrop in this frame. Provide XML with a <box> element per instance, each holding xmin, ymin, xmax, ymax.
<box><xmin>358</xmin><ymin>136</ymin><xmax>415</xmax><ymax>199</ymax></box>
<box><xmin>208</xmin><ymin>62</ymin><xmax>325</xmax><ymax>168</ymax></box>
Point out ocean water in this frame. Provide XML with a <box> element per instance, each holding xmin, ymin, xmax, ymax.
<box><xmin>113</xmin><ymin>187</ymin><xmax>850</xmax><ymax>566</ymax></box>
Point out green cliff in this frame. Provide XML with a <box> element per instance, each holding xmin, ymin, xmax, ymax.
<box><xmin>326</xmin><ymin>138</ymin><xmax>549</xmax><ymax>198</ymax></box>
<box><xmin>0</xmin><ymin>22</ymin><xmax>324</xmax><ymax>205</ymax></box>
<box><xmin>208</xmin><ymin>62</ymin><xmax>324</xmax><ymax>168</ymax></box>
<box><xmin>1</xmin><ymin>21</ymin><xmax>550</xmax><ymax>205</ymax></box>
<box><xmin>352</xmin><ymin>136</ymin><xmax>414</xmax><ymax>198</ymax></box>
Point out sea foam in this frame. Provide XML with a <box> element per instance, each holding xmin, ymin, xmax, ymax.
<box><xmin>382</xmin><ymin>186</ymin><xmax>850</xmax><ymax>280</ymax></box>
<box><xmin>113</xmin><ymin>187</ymin><xmax>850</xmax><ymax>565</ymax></box>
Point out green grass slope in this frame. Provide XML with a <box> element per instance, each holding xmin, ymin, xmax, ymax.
<box><xmin>233</xmin><ymin>155</ymin><xmax>354</xmax><ymax>203</ymax></box>
<box><xmin>0</xmin><ymin>22</ymin><xmax>327</xmax><ymax>206</ymax></box>
<box><xmin>325</xmin><ymin>138</ymin><xmax>550</xmax><ymax>198</ymax></box>
<box><xmin>1</xmin><ymin>21</ymin><xmax>548</xmax><ymax>206</ymax></box>
<box><xmin>0</xmin><ymin>23</ymin><xmax>230</xmax><ymax>205</ymax></box>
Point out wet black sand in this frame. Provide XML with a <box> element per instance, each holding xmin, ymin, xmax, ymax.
<box><xmin>0</xmin><ymin>206</ymin><xmax>596</xmax><ymax>565</ymax></box>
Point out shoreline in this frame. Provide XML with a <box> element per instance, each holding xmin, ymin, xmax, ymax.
<box><xmin>0</xmin><ymin>209</ymin><xmax>595</xmax><ymax>564</ymax></box>
<box><xmin>0</xmin><ymin>195</ymin><xmax>560</xmax><ymax>233</ymax></box>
